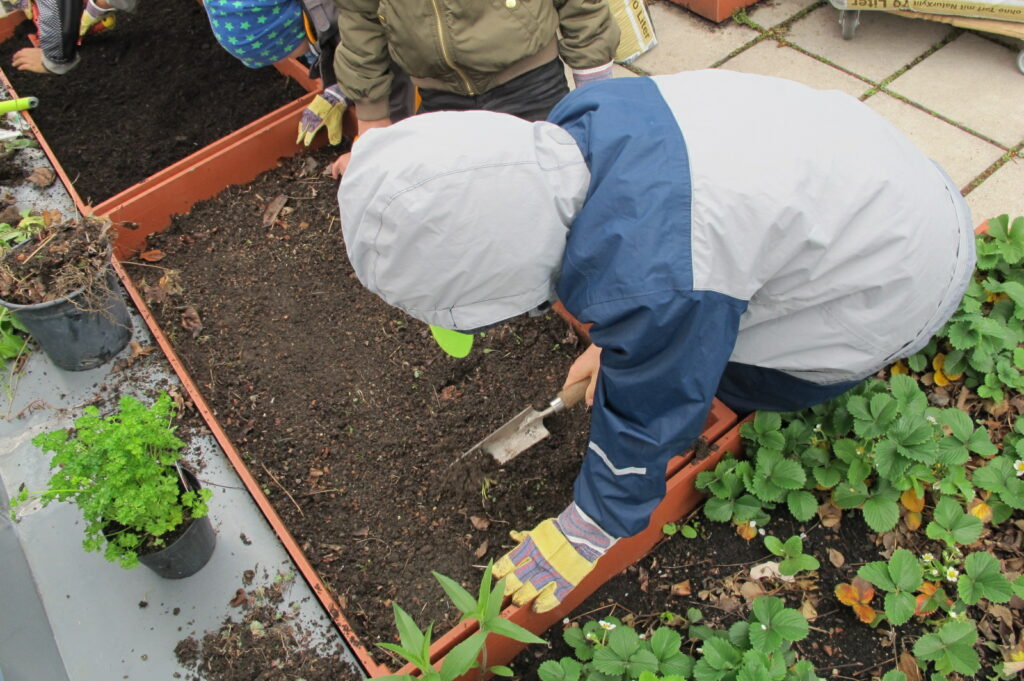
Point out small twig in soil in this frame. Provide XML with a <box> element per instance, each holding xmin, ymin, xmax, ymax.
<box><xmin>119</xmin><ymin>261</ymin><xmax>173</xmax><ymax>271</ymax></box>
<box><xmin>21</xmin><ymin>230</ymin><xmax>60</xmax><ymax>264</ymax></box>
<box><xmin>663</xmin><ymin>555</ymin><xmax>769</xmax><ymax>570</ymax></box>
<box><xmin>852</xmin><ymin>656</ymin><xmax>897</xmax><ymax>677</ymax></box>
<box><xmin>298</xmin><ymin>488</ymin><xmax>344</xmax><ymax>497</ymax></box>
<box><xmin>260</xmin><ymin>462</ymin><xmax>305</xmax><ymax>517</ymax></box>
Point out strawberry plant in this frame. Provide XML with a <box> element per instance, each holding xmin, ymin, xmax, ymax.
<box><xmin>763</xmin><ymin>534</ymin><xmax>819</xmax><ymax>577</ymax></box>
<box><xmin>856</xmin><ymin>549</ymin><xmax>923</xmax><ymax>626</ymax></box>
<box><xmin>696</xmin><ymin>375</ymin><xmax>996</xmax><ymax>535</ymax></box>
<box><xmin>906</xmin><ymin>215</ymin><xmax>1024</xmax><ymax>402</ymax></box>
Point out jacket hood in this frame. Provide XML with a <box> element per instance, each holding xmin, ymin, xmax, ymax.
<box><xmin>338</xmin><ymin>110</ymin><xmax>590</xmax><ymax>330</ymax></box>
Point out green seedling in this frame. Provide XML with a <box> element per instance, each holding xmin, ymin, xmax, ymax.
<box><xmin>379</xmin><ymin>562</ymin><xmax>544</xmax><ymax>681</ymax></box>
<box><xmin>763</xmin><ymin>534</ymin><xmax>819</xmax><ymax>576</ymax></box>
<box><xmin>662</xmin><ymin>521</ymin><xmax>699</xmax><ymax>539</ymax></box>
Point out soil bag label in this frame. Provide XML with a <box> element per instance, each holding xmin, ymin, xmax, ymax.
<box><xmin>610</xmin><ymin>0</ymin><xmax>658</xmax><ymax>64</ymax></box>
<box><xmin>832</xmin><ymin>0</ymin><xmax>1024</xmax><ymax>22</ymax></box>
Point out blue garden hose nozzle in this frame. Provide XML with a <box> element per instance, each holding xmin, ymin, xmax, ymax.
<box><xmin>0</xmin><ymin>97</ymin><xmax>39</xmax><ymax>114</ymax></box>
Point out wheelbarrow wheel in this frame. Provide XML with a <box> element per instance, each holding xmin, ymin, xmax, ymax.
<box><xmin>839</xmin><ymin>9</ymin><xmax>861</xmax><ymax>39</ymax></box>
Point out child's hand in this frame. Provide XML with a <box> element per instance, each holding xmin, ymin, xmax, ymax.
<box><xmin>12</xmin><ymin>48</ymin><xmax>49</xmax><ymax>74</ymax></box>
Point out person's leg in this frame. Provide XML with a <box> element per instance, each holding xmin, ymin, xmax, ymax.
<box><xmin>715</xmin><ymin>361</ymin><xmax>863</xmax><ymax>416</ymax></box>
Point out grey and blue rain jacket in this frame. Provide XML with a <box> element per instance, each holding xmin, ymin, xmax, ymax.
<box><xmin>339</xmin><ymin>70</ymin><xmax>975</xmax><ymax>541</ymax></box>
<box><xmin>549</xmin><ymin>71</ymin><xmax>974</xmax><ymax>538</ymax></box>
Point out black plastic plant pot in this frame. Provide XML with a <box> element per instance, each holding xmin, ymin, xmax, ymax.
<box><xmin>137</xmin><ymin>468</ymin><xmax>217</xmax><ymax>579</ymax></box>
<box><xmin>0</xmin><ymin>267</ymin><xmax>132</xmax><ymax>371</ymax></box>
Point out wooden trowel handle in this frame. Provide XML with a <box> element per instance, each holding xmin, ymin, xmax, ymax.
<box><xmin>552</xmin><ymin>380</ymin><xmax>589</xmax><ymax>412</ymax></box>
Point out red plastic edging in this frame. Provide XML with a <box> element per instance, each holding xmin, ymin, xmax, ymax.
<box><xmin>664</xmin><ymin>0</ymin><xmax>761</xmax><ymax>23</ymax></box>
<box><xmin>0</xmin><ymin>9</ymin><xmax>24</xmax><ymax>43</ymax></box>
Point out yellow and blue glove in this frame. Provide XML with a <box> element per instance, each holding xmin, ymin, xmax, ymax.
<box><xmin>80</xmin><ymin>0</ymin><xmax>116</xmax><ymax>37</ymax></box>
<box><xmin>494</xmin><ymin>503</ymin><xmax>615</xmax><ymax>613</ymax></box>
<box><xmin>297</xmin><ymin>84</ymin><xmax>348</xmax><ymax>147</ymax></box>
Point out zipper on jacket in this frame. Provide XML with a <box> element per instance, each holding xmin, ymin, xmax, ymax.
<box><xmin>429</xmin><ymin>0</ymin><xmax>476</xmax><ymax>95</ymax></box>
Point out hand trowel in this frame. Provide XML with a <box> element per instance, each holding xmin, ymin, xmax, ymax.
<box><xmin>456</xmin><ymin>380</ymin><xmax>589</xmax><ymax>465</ymax></box>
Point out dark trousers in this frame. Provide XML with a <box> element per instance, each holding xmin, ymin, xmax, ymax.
<box><xmin>715</xmin><ymin>362</ymin><xmax>864</xmax><ymax>416</ymax></box>
<box><xmin>416</xmin><ymin>58</ymin><xmax>570</xmax><ymax>122</ymax></box>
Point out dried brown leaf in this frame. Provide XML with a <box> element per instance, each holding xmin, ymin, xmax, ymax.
<box><xmin>27</xmin><ymin>166</ymin><xmax>55</xmax><ymax>187</ymax></box>
<box><xmin>739</xmin><ymin>580</ymin><xmax>765</xmax><ymax>602</ymax></box>
<box><xmin>139</xmin><ymin>249</ymin><xmax>166</xmax><ymax>262</ymax></box>
<box><xmin>818</xmin><ymin>499</ymin><xmax>842</xmax><ymax>527</ymax></box>
<box><xmin>473</xmin><ymin>540</ymin><xmax>489</xmax><ymax>559</ymax></box>
<box><xmin>261</xmin><ymin>194</ymin><xmax>288</xmax><ymax>228</ymax></box>
<box><xmin>469</xmin><ymin>515</ymin><xmax>490</xmax><ymax>531</ymax></box>
<box><xmin>827</xmin><ymin>548</ymin><xmax>845</xmax><ymax>568</ymax></box>
<box><xmin>897</xmin><ymin>652</ymin><xmax>922</xmax><ymax>681</ymax></box>
<box><xmin>799</xmin><ymin>598</ymin><xmax>818</xmax><ymax>621</ymax></box>
<box><xmin>670</xmin><ymin>580</ymin><xmax>692</xmax><ymax>597</ymax></box>
<box><xmin>181</xmin><ymin>306</ymin><xmax>202</xmax><ymax>338</ymax></box>
<box><xmin>228</xmin><ymin>588</ymin><xmax>248</xmax><ymax>608</ymax></box>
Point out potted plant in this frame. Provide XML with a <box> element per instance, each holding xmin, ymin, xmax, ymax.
<box><xmin>0</xmin><ymin>212</ymin><xmax>131</xmax><ymax>371</ymax></box>
<box><xmin>10</xmin><ymin>391</ymin><xmax>216</xmax><ymax>578</ymax></box>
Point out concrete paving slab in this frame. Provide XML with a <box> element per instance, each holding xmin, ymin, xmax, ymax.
<box><xmin>863</xmin><ymin>91</ymin><xmax>1005</xmax><ymax>189</ymax></box>
<box><xmin>965</xmin><ymin>155</ymin><xmax>1024</xmax><ymax>225</ymax></box>
<box><xmin>744</xmin><ymin>0</ymin><xmax>822</xmax><ymax>28</ymax></box>
<box><xmin>0</xmin><ymin>311</ymin><xmax>363</xmax><ymax>681</ymax></box>
<box><xmin>886</xmin><ymin>32</ymin><xmax>1024</xmax><ymax>147</ymax></box>
<box><xmin>718</xmin><ymin>39</ymin><xmax>875</xmax><ymax>96</ymax></box>
<box><xmin>785</xmin><ymin>5</ymin><xmax>952</xmax><ymax>82</ymax></box>
<box><xmin>633</xmin><ymin>2</ymin><xmax>758</xmax><ymax>73</ymax></box>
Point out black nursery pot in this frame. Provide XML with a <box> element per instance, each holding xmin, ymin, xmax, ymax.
<box><xmin>0</xmin><ymin>266</ymin><xmax>132</xmax><ymax>371</ymax></box>
<box><xmin>137</xmin><ymin>467</ymin><xmax>217</xmax><ymax>579</ymax></box>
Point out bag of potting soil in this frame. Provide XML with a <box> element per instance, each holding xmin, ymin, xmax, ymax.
<box><xmin>608</xmin><ymin>0</ymin><xmax>658</xmax><ymax>64</ymax></box>
<box><xmin>831</xmin><ymin>0</ymin><xmax>1024</xmax><ymax>23</ymax></box>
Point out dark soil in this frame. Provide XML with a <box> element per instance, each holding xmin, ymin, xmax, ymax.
<box><xmin>0</xmin><ymin>0</ymin><xmax>307</xmax><ymax>204</ymax></box>
<box><xmin>0</xmin><ymin>215</ymin><xmax>113</xmax><ymax>303</ymax></box>
<box><xmin>127</xmin><ymin>147</ymin><xmax>597</xmax><ymax>663</ymax></box>
<box><xmin>175</xmin><ymin>569</ymin><xmax>362</xmax><ymax>681</ymax></box>
<box><xmin>513</xmin><ymin>510</ymin><xmax>920</xmax><ymax>679</ymax></box>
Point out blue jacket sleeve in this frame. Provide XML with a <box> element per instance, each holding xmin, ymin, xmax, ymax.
<box><xmin>573</xmin><ymin>288</ymin><xmax>746</xmax><ymax>538</ymax></box>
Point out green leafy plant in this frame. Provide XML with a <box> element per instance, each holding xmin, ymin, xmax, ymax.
<box><xmin>912</xmin><ymin>619</ymin><xmax>980</xmax><ymax>676</ymax></box>
<box><xmin>541</xmin><ymin>597</ymin><xmax>821</xmax><ymax>681</ymax></box>
<box><xmin>856</xmin><ymin>549</ymin><xmax>923</xmax><ymax>626</ymax></box>
<box><xmin>924</xmin><ymin>496</ymin><xmax>983</xmax><ymax>549</ymax></box>
<box><xmin>539</xmin><ymin>617</ymin><xmax>694</xmax><ymax>681</ymax></box>
<box><xmin>763</xmin><ymin>534</ymin><xmax>819</xmax><ymax>576</ymax></box>
<box><xmin>0</xmin><ymin>306</ymin><xmax>28</xmax><ymax>364</ymax></box>
<box><xmin>10</xmin><ymin>392</ymin><xmax>211</xmax><ymax>568</ymax></box>
<box><xmin>379</xmin><ymin>562</ymin><xmax>545</xmax><ymax>681</ymax></box>
<box><xmin>691</xmin><ymin>596</ymin><xmax>815</xmax><ymax>681</ymax></box>
<box><xmin>662</xmin><ymin>519</ymin><xmax>700</xmax><ymax>539</ymax></box>
<box><xmin>906</xmin><ymin>215</ymin><xmax>1024</xmax><ymax>402</ymax></box>
<box><xmin>698</xmin><ymin>376</ymin><xmax>997</xmax><ymax>535</ymax></box>
<box><xmin>0</xmin><ymin>210</ymin><xmax>46</xmax><ymax>254</ymax></box>
<box><xmin>956</xmin><ymin>552</ymin><xmax>1012</xmax><ymax>606</ymax></box>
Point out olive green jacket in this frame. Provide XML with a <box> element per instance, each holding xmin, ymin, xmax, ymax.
<box><xmin>333</xmin><ymin>0</ymin><xmax>619</xmax><ymax>120</ymax></box>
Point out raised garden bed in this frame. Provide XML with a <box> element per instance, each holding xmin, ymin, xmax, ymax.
<box><xmin>119</xmin><ymin>146</ymin><xmax>735</xmax><ymax>671</ymax></box>
<box><xmin>0</xmin><ymin>0</ymin><xmax>308</xmax><ymax>205</ymax></box>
